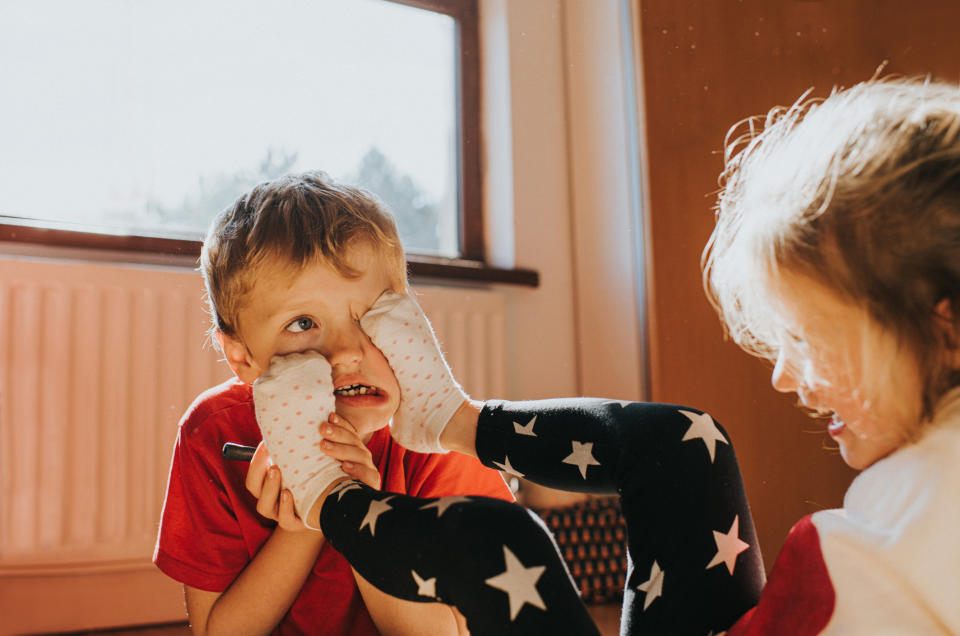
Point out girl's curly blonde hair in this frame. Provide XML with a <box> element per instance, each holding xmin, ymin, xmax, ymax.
<box><xmin>703</xmin><ymin>77</ymin><xmax>960</xmax><ymax>416</ymax></box>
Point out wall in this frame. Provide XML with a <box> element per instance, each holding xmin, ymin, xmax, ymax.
<box><xmin>480</xmin><ymin>0</ymin><xmax>649</xmax><ymax>509</ymax></box>
<box><xmin>480</xmin><ymin>0</ymin><xmax>650</xmax><ymax>405</ymax></box>
<box><xmin>634</xmin><ymin>0</ymin><xmax>960</xmax><ymax>569</ymax></box>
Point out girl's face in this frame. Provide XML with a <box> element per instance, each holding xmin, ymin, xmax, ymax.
<box><xmin>767</xmin><ymin>271</ymin><xmax>925</xmax><ymax>470</ymax></box>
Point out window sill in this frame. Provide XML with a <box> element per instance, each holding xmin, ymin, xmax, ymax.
<box><xmin>0</xmin><ymin>221</ymin><xmax>539</xmax><ymax>288</ymax></box>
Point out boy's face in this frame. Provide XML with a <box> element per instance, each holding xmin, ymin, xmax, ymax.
<box><xmin>221</xmin><ymin>242</ymin><xmax>402</xmax><ymax>442</ymax></box>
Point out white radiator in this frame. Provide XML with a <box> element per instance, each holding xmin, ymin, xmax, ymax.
<box><xmin>0</xmin><ymin>258</ymin><xmax>226</xmax><ymax>571</ymax></box>
<box><xmin>0</xmin><ymin>255</ymin><xmax>506</xmax><ymax>631</ymax></box>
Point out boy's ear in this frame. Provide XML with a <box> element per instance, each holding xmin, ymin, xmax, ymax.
<box><xmin>215</xmin><ymin>331</ymin><xmax>261</xmax><ymax>384</ymax></box>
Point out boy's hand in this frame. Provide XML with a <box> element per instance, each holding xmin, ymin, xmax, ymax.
<box><xmin>360</xmin><ymin>291</ymin><xmax>468</xmax><ymax>453</ymax></box>
<box><xmin>244</xmin><ymin>442</ymin><xmax>308</xmax><ymax>532</ymax></box>
<box><xmin>320</xmin><ymin>413</ymin><xmax>382</xmax><ymax>490</ymax></box>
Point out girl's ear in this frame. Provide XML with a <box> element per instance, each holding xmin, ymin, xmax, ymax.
<box><xmin>215</xmin><ymin>331</ymin><xmax>262</xmax><ymax>384</ymax></box>
<box><xmin>934</xmin><ymin>298</ymin><xmax>960</xmax><ymax>368</ymax></box>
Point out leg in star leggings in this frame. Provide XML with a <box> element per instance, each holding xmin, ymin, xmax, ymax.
<box><xmin>319</xmin><ymin>399</ymin><xmax>765</xmax><ymax>635</ymax></box>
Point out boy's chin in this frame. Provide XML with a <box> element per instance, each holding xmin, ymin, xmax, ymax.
<box><xmin>341</xmin><ymin>411</ymin><xmax>391</xmax><ymax>443</ymax></box>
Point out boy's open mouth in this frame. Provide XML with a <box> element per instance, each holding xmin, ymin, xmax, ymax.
<box><xmin>334</xmin><ymin>383</ymin><xmax>383</xmax><ymax>397</ymax></box>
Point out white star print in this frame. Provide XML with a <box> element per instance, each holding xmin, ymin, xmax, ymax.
<box><xmin>562</xmin><ymin>441</ymin><xmax>601</xmax><ymax>479</ymax></box>
<box><xmin>420</xmin><ymin>496</ymin><xmax>472</xmax><ymax>517</ymax></box>
<box><xmin>332</xmin><ymin>481</ymin><xmax>363</xmax><ymax>501</ymax></box>
<box><xmin>706</xmin><ymin>514</ymin><xmax>750</xmax><ymax>575</ymax></box>
<box><xmin>484</xmin><ymin>546</ymin><xmax>547</xmax><ymax>620</ymax></box>
<box><xmin>411</xmin><ymin>570</ymin><xmax>437</xmax><ymax>598</ymax></box>
<box><xmin>494</xmin><ymin>456</ymin><xmax>525</xmax><ymax>478</ymax></box>
<box><xmin>636</xmin><ymin>560</ymin><xmax>665</xmax><ymax>610</ymax></box>
<box><xmin>679</xmin><ymin>409</ymin><xmax>728</xmax><ymax>463</ymax></box>
<box><xmin>513</xmin><ymin>416</ymin><xmax>537</xmax><ymax>436</ymax></box>
<box><xmin>359</xmin><ymin>496</ymin><xmax>394</xmax><ymax>536</ymax></box>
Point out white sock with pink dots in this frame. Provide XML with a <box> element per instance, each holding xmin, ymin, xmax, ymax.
<box><xmin>252</xmin><ymin>351</ymin><xmax>347</xmax><ymax>529</ymax></box>
<box><xmin>360</xmin><ymin>291</ymin><xmax>467</xmax><ymax>453</ymax></box>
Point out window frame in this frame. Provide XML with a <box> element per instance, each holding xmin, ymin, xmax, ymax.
<box><xmin>0</xmin><ymin>0</ymin><xmax>538</xmax><ymax>287</ymax></box>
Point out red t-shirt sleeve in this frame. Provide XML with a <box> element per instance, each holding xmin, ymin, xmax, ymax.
<box><xmin>154</xmin><ymin>397</ymin><xmax>260</xmax><ymax>593</ymax></box>
<box><xmin>402</xmin><ymin>445</ymin><xmax>515</xmax><ymax>502</ymax></box>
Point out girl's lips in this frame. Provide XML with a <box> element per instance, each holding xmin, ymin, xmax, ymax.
<box><xmin>828</xmin><ymin>415</ymin><xmax>846</xmax><ymax>437</ymax></box>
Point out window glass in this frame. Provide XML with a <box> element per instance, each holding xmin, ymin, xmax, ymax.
<box><xmin>0</xmin><ymin>0</ymin><xmax>459</xmax><ymax>256</ymax></box>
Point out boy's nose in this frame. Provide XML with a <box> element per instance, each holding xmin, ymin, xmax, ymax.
<box><xmin>323</xmin><ymin>323</ymin><xmax>365</xmax><ymax>369</ymax></box>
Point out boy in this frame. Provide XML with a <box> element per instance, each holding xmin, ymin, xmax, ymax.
<box><xmin>153</xmin><ymin>171</ymin><xmax>513</xmax><ymax>635</ymax></box>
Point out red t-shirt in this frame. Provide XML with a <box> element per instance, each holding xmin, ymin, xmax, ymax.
<box><xmin>154</xmin><ymin>378</ymin><xmax>513</xmax><ymax>636</ymax></box>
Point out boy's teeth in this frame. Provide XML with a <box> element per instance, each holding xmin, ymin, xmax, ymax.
<box><xmin>336</xmin><ymin>384</ymin><xmax>373</xmax><ymax>396</ymax></box>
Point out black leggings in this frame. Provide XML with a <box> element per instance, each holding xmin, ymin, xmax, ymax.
<box><xmin>320</xmin><ymin>399</ymin><xmax>765</xmax><ymax>635</ymax></box>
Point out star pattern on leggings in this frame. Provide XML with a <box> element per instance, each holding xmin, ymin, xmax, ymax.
<box><xmin>360</xmin><ymin>496</ymin><xmax>395</xmax><ymax>536</ymax></box>
<box><xmin>513</xmin><ymin>416</ymin><xmax>538</xmax><ymax>436</ymax></box>
<box><xmin>562</xmin><ymin>441</ymin><xmax>601</xmax><ymax>478</ymax></box>
<box><xmin>485</xmin><ymin>546</ymin><xmax>547</xmax><ymax>620</ymax></box>
<box><xmin>706</xmin><ymin>514</ymin><xmax>750</xmax><ymax>575</ymax></box>
<box><xmin>332</xmin><ymin>480</ymin><xmax>364</xmax><ymax>501</ymax></box>
<box><xmin>323</xmin><ymin>402</ymin><xmax>755</xmax><ymax>633</ymax></box>
<box><xmin>421</xmin><ymin>496</ymin><xmax>472</xmax><ymax>517</ymax></box>
<box><xmin>636</xmin><ymin>560</ymin><xmax>665</xmax><ymax>610</ymax></box>
<box><xmin>412</xmin><ymin>569</ymin><xmax>437</xmax><ymax>598</ymax></box>
<box><xmin>482</xmin><ymin>405</ymin><xmax>750</xmax><ymax>628</ymax></box>
<box><xmin>679</xmin><ymin>409</ymin><xmax>728</xmax><ymax>462</ymax></box>
<box><xmin>494</xmin><ymin>456</ymin><xmax>525</xmax><ymax>478</ymax></box>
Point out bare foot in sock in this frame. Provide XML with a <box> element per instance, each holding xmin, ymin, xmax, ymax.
<box><xmin>360</xmin><ymin>291</ymin><xmax>469</xmax><ymax>453</ymax></box>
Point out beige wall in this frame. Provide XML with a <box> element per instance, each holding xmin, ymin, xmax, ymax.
<box><xmin>480</xmin><ymin>0</ymin><xmax>649</xmax><ymax>512</ymax></box>
<box><xmin>482</xmin><ymin>0</ymin><xmax>648</xmax><ymax>404</ymax></box>
<box><xmin>635</xmin><ymin>0</ymin><xmax>960</xmax><ymax>569</ymax></box>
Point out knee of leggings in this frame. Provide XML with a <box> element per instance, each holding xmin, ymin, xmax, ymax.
<box><xmin>615</xmin><ymin>403</ymin><xmax>737</xmax><ymax>452</ymax></box>
<box><xmin>436</xmin><ymin>498</ymin><xmax>560</xmax><ymax>560</ymax></box>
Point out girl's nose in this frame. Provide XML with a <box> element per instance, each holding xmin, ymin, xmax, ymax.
<box><xmin>771</xmin><ymin>350</ymin><xmax>799</xmax><ymax>393</ymax></box>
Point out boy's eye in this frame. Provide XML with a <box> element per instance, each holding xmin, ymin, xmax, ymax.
<box><xmin>286</xmin><ymin>317</ymin><xmax>316</xmax><ymax>333</ymax></box>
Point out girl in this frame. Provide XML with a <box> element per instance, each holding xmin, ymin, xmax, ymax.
<box><xmin>703</xmin><ymin>76</ymin><xmax>960</xmax><ymax>634</ymax></box>
<box><xmin>252</xmin><ymin>76</ymin><xmax>960</xmax><ymax>635</ymax></box>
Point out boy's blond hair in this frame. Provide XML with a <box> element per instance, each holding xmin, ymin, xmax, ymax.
<box><xmin>704</xmin><ymin>77</ymin><xmax>960</xmax><ymax>416</ymax></box>
<box><xmin>201</xmin><ymin>170</ymin><xmax>407</xmax><ymax>342</ymax></box>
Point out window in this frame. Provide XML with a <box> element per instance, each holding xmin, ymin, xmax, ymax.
<box><xmin>0</xmin><ymin>0</ymin><xmax>487</xmax><ymax>263</ymax></box>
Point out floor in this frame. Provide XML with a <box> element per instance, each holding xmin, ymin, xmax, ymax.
<box><xmin>55</xmin><ymin>626</ymin><xmax>191</xmax><ymax>636</ymax></box>
<box><xmin>588</xmin><ymin>603</ymin><xmax>622</xmax><ymax>635</ymax></box>
<box><xmin>57</xmin><ymin>604</ymin><xmax>621</xmax><ymax>636</ymax></box>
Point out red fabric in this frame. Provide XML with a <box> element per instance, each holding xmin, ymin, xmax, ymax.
<box><xmin>154</xmin><ymin>378</ymin><xmax>513</xmax><ymax>636</ymax></box>
<box><xmin>727</xmin><ymin>515</ymin><xmax>835</xmax><ymax>636</ymax></box>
